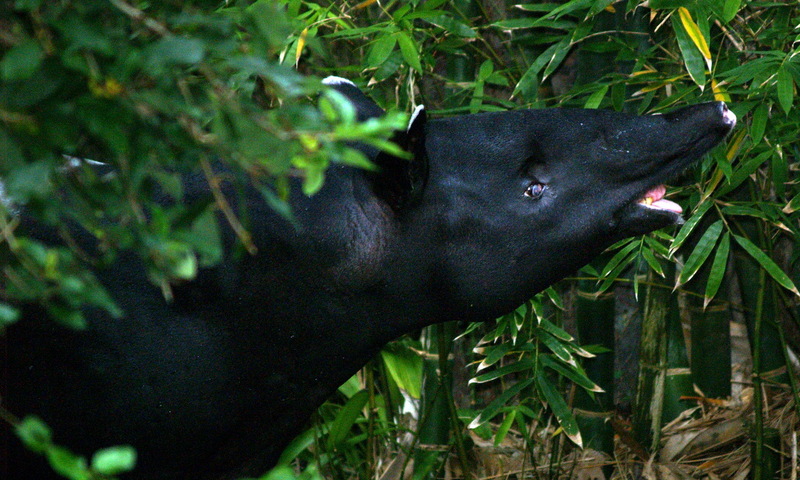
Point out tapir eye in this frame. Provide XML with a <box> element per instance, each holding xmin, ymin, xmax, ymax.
<box><xmin>524</xmin><ymin>182</ymin><xmax>546</xmax><ymax>199</ymax></box>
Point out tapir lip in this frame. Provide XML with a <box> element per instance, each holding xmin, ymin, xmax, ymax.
<box><xmin>614</xmin><ymin>101</ymin><xmax>735</xmax><ymax>236</ymax></box>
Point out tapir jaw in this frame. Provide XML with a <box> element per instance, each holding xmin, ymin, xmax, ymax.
<box><xmin>612</xmin><ymin>101</ymin><xmax>736</xmax><ymax>239</ymax></box>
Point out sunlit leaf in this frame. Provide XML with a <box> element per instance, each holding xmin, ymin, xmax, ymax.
<box><xmin>91</xmin><ymin>446</ymin><xmax>137</xmax><ymax>476</ymax></box>
<box><xmin>672</xmin><ymin>14</ymin><xmax>706</xmax><ymax>89</ymax></box>
<box><xmin>326</xmin><ymin>389</ymin><xmax>369</xmax><ymax>449</ymax></box>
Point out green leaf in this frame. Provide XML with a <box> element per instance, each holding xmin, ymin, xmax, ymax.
<box><xmin>396</xmin><ymin>32</ymin><xmax>422</xmax><ymax>71</ymax></box>
<box><xmin>477</xmin><ymin>342</ymin><xmax>512</xmax><ymax>370</ymax></box>
<box><xmin>494</xmin><ymin>408</ymin><xmax>517</xmax><ymax>446</ymax></box>
<box><xmin>147</xmin><ymin>36</ymin><xmax>206</xmax><ymax>69</ymax></box>
<box><xmin>704</xmin><ymin>232</ymin><xmax>730</xmax><ymax>307</ymax></box>
<box><xmin>540</xmin><ymin>355</ymin><xmax>602</xmax><ymax>392</ymax></box>
<box><xmin>536</xmin><ymin>371</ymin><xmax>582</xmax><ymax>447</ymax></box>
<box><xmin>600</xmin><ymin>240</ymin><xmax>640</xmax><ymax>278</ymax></box>
<box><xmin>641</xmin><ymin>246</ymin><xmax>665</xmax><ymax>277</ymax></box>
<box><xmin>470</xmin><ymin>358</ymin><xmax>535</xmax><ymax>384</ymax></box>
<box><xmin>750</xmin><ymin>103</ymin><xmax>768</xmax><ymax>145</ymax></box>
<box><xmin>538</xmin><ymin>318</ymin><xmax>574</xmax><ymax>342</ymax></box>
<box><xmin>721</xmin><ymin>0</ymin><xmax>741</xmax><ymax>22</ymax></box>
<box><xmin>672</xmin><ymin>15</ymin><xmax>706</xmax><ymax>89</ymax></box>
<box><xmin>1</xmin><ymin>39</ymin><xmax>44</xmax><ymax>81</ymax></box>
<box><xmin>380</xmin><ymin>345</ymin><xmax>423</xmax><ymax>398</ymax></box>
<box><xmin>16</xmin><ymin>416</ymin><xmax>52</xmax><ymax>453</ymax></box>
<box><xmin>47</xmin><ymin>445</ymin><xmax>89</xmax><ymax>480</ymax></box>
<box><xmin>326</xmin><ymin>389</ymin><xmax>369</xmax><ymax>449</ymax></box>
<box><xmin>91</xmin><ymin>445</ymin><xmax>137</xmax><ymax>475</ymax></box>
<box><xmin>583</xmin><ymin>84</ymin><xmax>608</xmax><ymax>109</ymax></box>
<box><xmin>776</xmin><ymin>66</ymin><xmax>794</xmax><ymax>115</ymax></box>
<box><xmin>677</xmin><ymin>220</ymin><xmax>723</xmax><ymax>287</ymax></box>
<box><xmin>677</xmin><ymin>8</ymin><xmax>711</xmax><ymax>64</ymax></box>
<box><xmin>468</xmin><ymin>378</ymin><xmax>534</xmax><ymax>428</ymax></box>
<box><xmin>536</xmin><ymin>329</ymin><xmax>576</xmax><ymax>366</ymax></box>
<box><xmin>515</xmin><ymin>37</ymin><xmax>570</xmax><ymax>95</ymax></box>
<box><xmin>366</xmin><ymin>34</ymin><xmax>397</xmax><ymax>68</ymax></box>
<box><xmin>670</xmin><ymin>200</ymin><xmax>713</xmax><ymax>255</ymax></box>
<box><xmin>424</xmin><ymin>15</ymin><xmax>477</xmax><ymax>37</ymax></box>
<box><xmin>733</xmin><ymin>234</ymin><xmax>800</xmax><ymax>296</ymax></box>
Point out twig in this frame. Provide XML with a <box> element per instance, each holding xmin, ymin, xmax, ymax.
<box><xmin>199</xmin><ymin>156</ymin><xmax>257</xmax><ymax>255</ymax></box>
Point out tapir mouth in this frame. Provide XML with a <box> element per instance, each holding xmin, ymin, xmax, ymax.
<box><xmin>636</xmin><ymin>101</ymin><xmax>736</xmax><ymax>218</ymax></box>
<box><xmin>637</xmin><ymin>184</ymin><xmax>682</xmax><ymax>214</ymax></box>
<box><xmin>615</xmin><ymin>101</ymin><xmax>735</xmax><ymax>237</ymax></box>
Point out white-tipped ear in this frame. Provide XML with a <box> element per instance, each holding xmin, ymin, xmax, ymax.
<box><xmin>408</xmin><ymin>105</ymin><xmax>425</xmax><ymax>131</ymax></box>
<box><xmin>322</xmin><ymin>76</ymin><xmax>356</xmax><ymax>87</ymax></box>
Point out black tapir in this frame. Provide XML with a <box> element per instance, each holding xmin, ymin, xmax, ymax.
<box><xmin>2</xmin><ymin>77</ymin><xmax>736</xmax><ymax>479</ymax></box>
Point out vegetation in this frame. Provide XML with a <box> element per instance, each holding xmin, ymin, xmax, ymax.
<box><xmin>1</xmin><ymin>0</ymin><xmax>799</xmax><ymax>479</ymax></box>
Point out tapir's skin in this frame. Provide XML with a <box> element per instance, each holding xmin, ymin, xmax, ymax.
<box><xmin>2</xmin><ymin>78</ymin><xmax>735</xmax><ymax>479</ymax></box>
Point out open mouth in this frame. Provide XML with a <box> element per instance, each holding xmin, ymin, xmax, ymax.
<box><xmin>637</xmin><ymin>184</ymin><xmax>682</xmax><ymax>214</ymax></box>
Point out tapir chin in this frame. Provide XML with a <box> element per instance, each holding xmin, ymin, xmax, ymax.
<box><xmin>2</xmin><ymin>77</ymin><xmax>736</xmax><ymax>479</ymax></box>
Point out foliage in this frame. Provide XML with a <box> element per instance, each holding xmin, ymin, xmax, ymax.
<box><xmin>2</xmin><ymin>0</ymin><xmax>800</xmax><ymax>478</ymax></box>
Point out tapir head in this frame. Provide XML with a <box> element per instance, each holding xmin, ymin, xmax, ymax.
<box><xmin>406</xmin><ymin>104</ymin><xmax>735</xmax><ymax>316</ymax></box>
<box><xmin>324</xmin><ymin>78</ymin><xmax>735</xmax><ymax>320</ymax></box>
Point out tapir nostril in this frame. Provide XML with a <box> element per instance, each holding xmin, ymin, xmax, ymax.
<box><xmin>719</xmin><ymin>102</ymin><xmax>737</xmax><ymax>127</ymax></box>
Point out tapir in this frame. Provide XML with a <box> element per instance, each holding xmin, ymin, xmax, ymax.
<box><xmin>1</xmin><ymin>77</ymin><xmax>736</xmax><ymax>479</ymax></box>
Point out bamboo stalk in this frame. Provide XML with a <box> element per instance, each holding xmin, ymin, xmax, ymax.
<box><xmin>574</xmin><ymin>277</ymin><xmax>615</xmax><ymax>461</ymax></box>
<box><xmin>633</xmin><ymin>269</ymin><xmax>670</xmax><ymax>451</ymax></box>
<box><xmin>413</xmin><ymin>322</ymin><xmax>455</xmax><ymax>479</ymax></box>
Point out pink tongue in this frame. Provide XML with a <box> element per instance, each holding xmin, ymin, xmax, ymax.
<box><xmin>640</xmin><ymin>185</ymin><xmax>682</xmax><ymax>213</ymax></box>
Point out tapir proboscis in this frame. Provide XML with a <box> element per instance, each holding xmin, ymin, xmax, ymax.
<box><xmin>2</xmin><ymin>77</ymin><xmax>736</xmax><ymax>479</ymax></box>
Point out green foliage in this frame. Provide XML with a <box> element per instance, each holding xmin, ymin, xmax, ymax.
<box><xmin>15</xmin><ymin>415</ymin><xmax>136</xmax><ymax>480</ymax></box>
<box><xmin>3</xmin><ymin>0</ymin><xmax>800</xmax><ymax>478</ymax></box>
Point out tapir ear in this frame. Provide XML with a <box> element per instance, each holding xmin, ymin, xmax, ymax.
<box><xmin>322</xmin><ymin>76</ymin><xmax>385</xmax><ymax>121</ymax></box>
<box><xmin>369</xmin><ymin>105</ymin><xmax>428</xmax><ymax>213</ymax></box>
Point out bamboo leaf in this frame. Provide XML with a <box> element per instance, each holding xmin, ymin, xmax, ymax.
<box><xmin>750</xmin><ymin>103</ymin><xmax>768</xmax><ymax>145</ymax></box>
<box><xmin>672</xmin><ymin>14</ymin><xmax>706</xmax><ymax>89</ymax></box>
<box><xmin>600</xmin><ymin>240</ymin><xmax>640</xmax><ymax>277</ymax></box>
<box><xmin>536</xmin><ymin>329</ymin><xmax>576</xmax><ymax>366</ymax></box>
<box><xmin>468</xmin><ymin>378</ymin><xmax>534</xmax><ymax>429</ymax></box>
<box><xmin>584</xmin><ymin>84</ymin><xmax>609</xmax><ymax>109</ymax></box>
<box><xmin>542</xmin><ymin>37</ymin><xmax>574</xmax><ymax>81</ymax></box>
<box><xmin>366</xmin><ymin>34</ymin><xmax>397</xmax><ymax>67</ymax></box>
<box><xmin>704</xmin><ymin>232</ymin><xmax>730</xmax><ymax>308</ymax></box>
<box><xmin>641</xmin><ymin>246</ymin><xmax>665</xmax><ymax>277</ymax></box>
<box><xmin>541</xmin><ymin>354</ymin><xmax>602</xmax><ymax>393</ymax></box>
<box><xmin>396</xmin><ymin>32</ymin><xmax>422</xmax><ymax>71</ymax></box>
<box><xmin>783</xmin><ymin>192</ymin><xmax>800</xmax><ymax>214</ymax></box>
<box><xmin>721</xmin><ymin>0</ymin><xmax>741</xmax><ymax>23</ymax></box>
<box><xmin>670</xmin><ymin>201</ymin><xmax>713</xmax><ymax>255</ymax></box>
<box><xmin>536</xmin><ymin>371</ymin><xmax>582</xmax><ymax>447</ymax></box>
<box><xmin>326</xmin><ymin>389</ymin><xmax>369</xmax><ymax>449</ymax></box>
<box><xmin>476</xmin><ymin>343</ymin><xmax>512</xmax><ymax>371</ymax></box>
<box><xmin>494</xmin><ymin>408</ymin><xmax>517</xmax><ymax>446</ymax></box>
<box><xmin>677</xmin><ymin>220</ymin><xmax>723</xmax><ymax>288</ymax></box>
<box><xmin>776</xmin><ymin>66</ymin><xmax>794</xmax><ymax>115</ymax></box>
<box><xmin>732</xmin><ymin>234</ymin><xmax>800</xmax><ymax>296</ymax></box>
<box><xmin>538</xmin><ymin>318</ymin><xmax>574</xmax><ymax>342</ymax></box>
<box><xmin>678</xmin><ymin>8</ymin><xmax>712</xmax><ymax>65</ymax></box>
<box><xmin>470</xmin><ymin>358</ymin><xmax>534</xmax><ymax>384</ymax></box>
